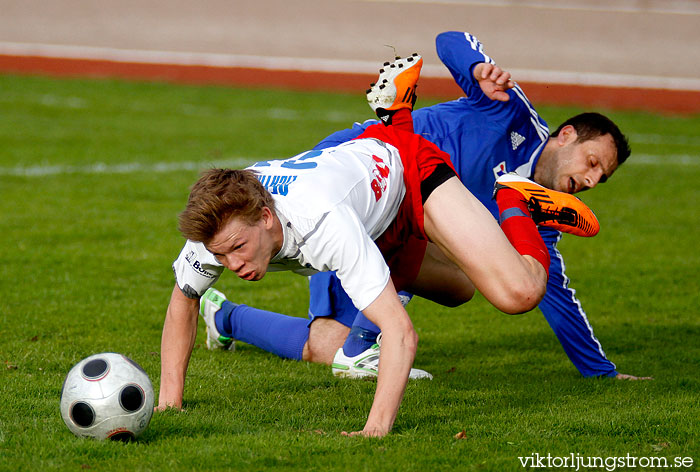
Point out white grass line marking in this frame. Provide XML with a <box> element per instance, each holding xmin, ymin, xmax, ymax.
<box><xmin>629</xmin><ymin>154</ymin><xmax>700</xmax><ymax>166</ymax></box>
<box><xmin>0</xmin><ymin>158</ymin><xmax>260</xmax><ymax>177</ymax></box>
<box><xmin>628</xmin><ymin>133</ymin><xmax>700</xmax><ymax>147</ymax></box>
<box><xmin>1</xmin><ymin>153</ymin><xmax>697</xmax><ymax>178</ymax></box>
<box><xmin>1</xmin><ymin>41</ymin><xmax>699</xmax><ymax>91</ymax></box>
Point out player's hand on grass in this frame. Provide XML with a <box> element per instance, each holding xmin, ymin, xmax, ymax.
<box><xmin>341</xmin><ymin>428</ymin><xmax>388</xmax><ymax>438</ymax></box>
<box><xmin>154</xmin><ymin>401</ymin><xmax>184</xmax><ymax>412</ymax></box>
<box><xmin>615</xmin><ymin>373</ymin><xmax>654</xmax><ymax>380</ymax></box>
<box><xmin>473</xmin><ymin>63</ymin><xmax>513</xmax><ymax>102</ymax></box>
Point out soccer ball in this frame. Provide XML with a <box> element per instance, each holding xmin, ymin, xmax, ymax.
<box><xmin>60</xmin><ymin>352</ymin><xmax>155</xmax><ymax>441</ymax></box>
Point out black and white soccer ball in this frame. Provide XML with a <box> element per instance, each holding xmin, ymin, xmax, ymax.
<box><xmin>60</xmin><ymin>352</ymin><xmax>155</xmax><ymax>441</ymax></box>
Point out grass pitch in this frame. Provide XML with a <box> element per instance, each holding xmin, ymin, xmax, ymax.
<box><xmin>0</xmin><ymin>74</ymin><xmax>698</xmax><ymax>471</ymax></box>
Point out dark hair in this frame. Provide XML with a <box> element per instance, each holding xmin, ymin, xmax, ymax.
<box><xmin>550</xmin><ymin>112</ymin><xmax>631</xmax><ymax>165</ymax></box>
<box><xmin>178</xmin><ymin>168</ymin><xmax>274</xmax><ymax>243</ymax></box>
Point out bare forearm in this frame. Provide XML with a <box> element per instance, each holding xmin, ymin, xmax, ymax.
<box><xmin>350</xmin><ymin>282</ymin><xmax>418</xmax><ymax>437</ymax></box>
<box><xmin>363</xmin><ymin>327</ymin><xmax>417</xmax><ymax>434</ymax></box>
<box><xmin>157</xmin><ymin>284</ymin><xmax>199</xmax><ymax>410</ymax></box>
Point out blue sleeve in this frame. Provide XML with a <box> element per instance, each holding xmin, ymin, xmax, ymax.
<box><xmin>435</xmin><ymin>31</ymin><xmax>503</xmax><ymax>111</ymax></box>
<box><xmin>313</xmin><ymin>120</ymin><xmax>376</xmax><ymax>150</ymax></box>
<box><xmin>538</xmin><ymin>228</ymin><xmax>618</xmax><ymax>377</ymax></box>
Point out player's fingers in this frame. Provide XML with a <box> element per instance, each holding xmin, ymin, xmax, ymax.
<box><xmin>489</xmin><ymin>65</ymin><xmax>504</xmax><ymax>81</ymax></box>
<box><xmin>492</xmin><ymin>91</ymin><xmax>510</xmax><ymax>102</ymax></box>
<box><xmin>154</xmin><ymin>404</ymin><xmax>183</xmax><ymax>412</ymax></box>
<box><xmin>479</xmin><ymin>63</ymin><xmax>494</xmax><ymax>80</ymax></box>
<box><xmin>495</xmin><ymin>70</ymin><xmax>512</xmax><ymax>86</ymax></box>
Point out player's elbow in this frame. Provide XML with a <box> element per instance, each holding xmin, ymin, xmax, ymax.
<box><xmin>393</xmin><ymin>321</ymin><xmax>419</xmax><ymax>358</ymax></box>
<box><xmin>435</xmin><ymin>31</ymin><xmax>459</xmax><ymax>53</ymax></box>
<box><xmin>399</xmin><ymin>323</ymin><xmax>419</xmax><ymax>354</ymax></box>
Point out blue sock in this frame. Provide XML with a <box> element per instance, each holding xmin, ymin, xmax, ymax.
<box><xmin>397</xmin><ymin>290</ymin><xmax>414</xmax><ymax>306</ymax></box>
<box><xmin>214</xmin><ymin>301</ymin><xmax>309</xmax><ymax>360</ymax></box>
<box><xmin>342</xmin><ymin>312</ymin><xmax>380</xmax><ymax>357</ymax></box>
<box><xmin>340</xmin><ymin>291</ymin><xmax>413</xmax><ymax>357</ymax></box>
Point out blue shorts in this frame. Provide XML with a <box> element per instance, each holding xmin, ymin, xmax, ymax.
<box><xmin>308</xmin><ymin>272</ymin><xmax>416</xmax><ymax>328</ymax></box>
<box><xmin>307</xmin><ymin>271</ymin><xmax>361</xmax><ymax>328</ymax></box>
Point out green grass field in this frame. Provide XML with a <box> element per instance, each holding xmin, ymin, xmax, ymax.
<box><xmin>1</xmin><ymin>74</ymin><xmax>698</xmax><ymax>471</ymax></box>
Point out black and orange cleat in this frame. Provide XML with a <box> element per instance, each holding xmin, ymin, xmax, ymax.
<box><xmin>494</xmin><ymin>173</ymin><xmax>600</xmax><ymax>237</ymax></box>
<box><xmin>367</xmin><ymin>53</ymin><xmax>423</xmax><ymax>124</ymax></box>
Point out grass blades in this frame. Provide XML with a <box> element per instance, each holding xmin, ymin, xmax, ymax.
<box><xmin>0</xmin><ymin>74</ymin><xmax>698</xmax><ymax>471</ymax></box>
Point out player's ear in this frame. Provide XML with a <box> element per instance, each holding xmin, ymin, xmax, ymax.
<box><xmin>261</xmin><ymin>206</ymin><xmax>274</xmax><ymax>229</ymax></box>
<box><xmin>557</xmin><ymin>125</ymin><xmax>578</xmax><ymax>146</ymax></box>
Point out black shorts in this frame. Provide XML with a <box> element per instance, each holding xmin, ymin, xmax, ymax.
<box><xmin>420</xmin><ymin>163</ymin><xmax>457</xmax><ymax>203</ymax></box>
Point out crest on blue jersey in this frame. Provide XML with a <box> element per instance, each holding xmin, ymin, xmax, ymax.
<box><xmin>493</xmin><ymin>161</ymin><xmax>507</xmax><ymax>179</ymax></box>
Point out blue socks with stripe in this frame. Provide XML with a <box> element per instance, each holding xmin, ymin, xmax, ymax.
<box><xmin>212</xmin><ymin>291</ymin><xmax>414</xmax><ymax>360</ymax></box>
<box><xmin>214</xmin><ymin>301</ymin><xmax>309</xmax><ymax>360</ymax></box>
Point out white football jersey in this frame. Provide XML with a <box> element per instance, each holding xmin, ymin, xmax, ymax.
<box><xmin>173</xmin><ymin>137</ymin><xmax>406</xmax><ymax>310</ymax></box>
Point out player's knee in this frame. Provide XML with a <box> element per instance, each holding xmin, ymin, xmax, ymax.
<box><xmin>498</xmin><ymin>279</ymin><xmax>545</xmax><ymax>314</ymax></box>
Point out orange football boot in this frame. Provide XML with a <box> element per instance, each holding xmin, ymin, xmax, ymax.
<box><xmin>494</xmin><ymin>173</ymin><xmax>600</xmax><ymax>237</ymax></box>
<box><xmin>367</xmin><ymin>53</ymin><xmax>423</xmax><ymax>120</ymax></box>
